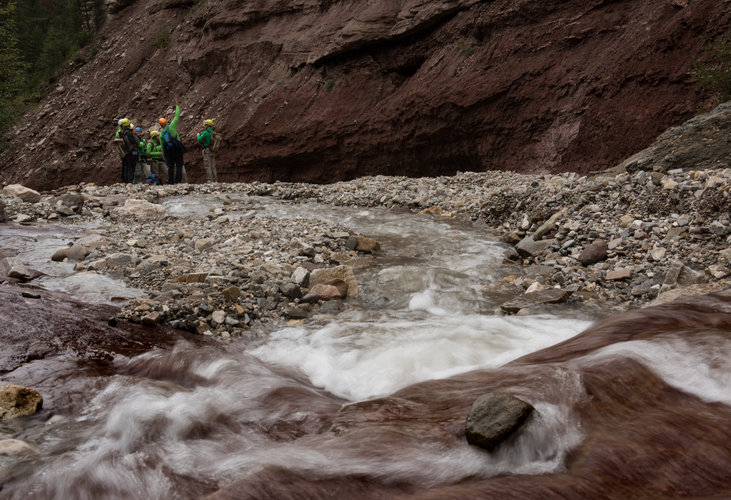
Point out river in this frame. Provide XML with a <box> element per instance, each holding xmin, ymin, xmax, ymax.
<box><xmin>1</xmin><ymin>195</ymin><xmax>729</xmax><ymax>499</ymax></box>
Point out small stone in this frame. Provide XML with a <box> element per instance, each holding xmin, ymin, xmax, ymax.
<box><xmin>606</xmin><ymin>268</ymin><xmax>632</xmax><ymax>280</ymax></box>
<box><xmin>618</xmin><ymin>215</ymin><xmax>634</xmax><ymax>228</ymax></box>
<box><xmin>649</xmin><ymin>247</ymin><xmax>666</xmax><ymax>261</ymax></box>
<box><xmin>211</xmin><ymin>310</ymin><xmax>226</xmax><ymax>324</ymax></box>
<box><xmin>578</xmin><ymin>239</ymin><xmax>608</xmax><ymax>266</ymax></box>
<box><xmin>222</xmin><ymin>286</ymin><xmax>241</xmax><ymax>301</ymax></box>
<box><xmin>141</xmin><ymin>311</ymin><xmax>161</xmax><ymax>326</ymax></box>
<box><xmin>194</xmin><ymin>238</ymin><xmax>215</xmax><ymax>251</ymax></box>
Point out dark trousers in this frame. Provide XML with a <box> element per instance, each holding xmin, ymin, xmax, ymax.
<box><xmin>166</xmin><ymin>153</ymin><xmax>184</xmax><ymax>184</ymax></box>
<box><xmin>122</xmin><ymin>154</ymin><xmax>136</xmax><ymax>183</ymax></box>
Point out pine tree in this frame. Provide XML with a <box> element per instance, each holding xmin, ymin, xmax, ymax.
<box><xmin>0</xmin><ymin>0</ymin><xmax>27</xmax><ymax>137</ymax></box>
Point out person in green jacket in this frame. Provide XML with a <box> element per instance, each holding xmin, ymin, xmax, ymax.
<box><xmin>196</xmin><ymin>119</ymin><xmax>217</xmax><ymax>183</ymax></box>
<box><xmin>158</xmin><ymin>97</ymin><xmax>187</xmax><ymax>184</ymax></box>
<box><xmin>147</xmin><ymin>131</ymin><xmax>167</xmax><ymax>183</ymax></box>
<box><xmin>133</xmin><ymin>126</ymin><xmax>150</xmax><ymax>183</ymax></box>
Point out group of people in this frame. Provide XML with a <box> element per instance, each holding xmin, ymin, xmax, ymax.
<box><xmin>114</xmin><ymin>99</ymin><xmax>219</xmax><ymax>185</ymax></box>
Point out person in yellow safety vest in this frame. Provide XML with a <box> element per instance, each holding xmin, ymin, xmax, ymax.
<box><xmin>196</xmin><ymin>119</ymin><xmax>218</xmax><ymax>183</ymax></box>
<box><xmin>133</xmin><ymin>126</ymin><xmax>150</xmax><ymax>183</ymax></box>
<box><xmin>147</xmin><ymin>131</ymin><xmax>168</xmax><ymax>184</ymax></box>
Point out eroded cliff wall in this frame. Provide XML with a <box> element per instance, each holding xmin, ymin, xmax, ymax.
<box><xmin>2</xmin><ymin>0</ymin><xmax>729</xmax><ymax>188</ymax></box>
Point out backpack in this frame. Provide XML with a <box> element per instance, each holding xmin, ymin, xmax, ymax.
<box><xmin>145</xmin><ymin>174</ymin><xmax>163</xmax><ymax>185</ymax></box>
<box><xmin>113</xmin><ymin>138</ymin><xmax>126</xmax><ymax>158</ymax></box>
<box><xmin>162</xmin><ymin>127</ymin><xmax>187</xmax><ymax>155</ymax></box>
<box><xmin>210</xmin><ymin>131</ymin><xmax>221</xmax><ymax>152</ymax></box>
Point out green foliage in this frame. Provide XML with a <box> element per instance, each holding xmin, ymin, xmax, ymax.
<box><xmin>693</xmin><ymin>34</ymin><xmax>731</xmax><ymax>104</ymax></box>
<box><xmin>458</xmin><ymin>41</ymin><xmax>474</xmax><ymax>58</ymax></box>
<box><xmin>0</xmin><ymin>1</ymin><xmax>28</xmax><ymax>140</ymax></box>
<box><xmin>0</xmin><ymin>0</ymin><xmax>106</xmax><ymax>145</ymax></box>
<box><xmin>155</xmin><ymin>26</ymin><xmax>170</xmax><ymax>48</ymax></box>
<box><xmin>324</xmin><ymin>79</ymin><xmax>334</xmax><ymax>92</ymax></box>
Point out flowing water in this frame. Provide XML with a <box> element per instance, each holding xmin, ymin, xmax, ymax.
<box><xmin>2</xmin><ymin>195</ymin><xmax>730</xmax><ymax>499</ymax></box>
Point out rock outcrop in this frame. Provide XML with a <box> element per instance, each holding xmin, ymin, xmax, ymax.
<box><xmin>1</xmin><ymin>0</ymin><xmax>729</xmax><ymax>189</ymax></box>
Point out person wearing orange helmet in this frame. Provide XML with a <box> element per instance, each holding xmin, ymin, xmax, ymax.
<box><xmin>159</xmin><ymin>97</ymin><xmax>188</xmax><ymax>184</ymax></box>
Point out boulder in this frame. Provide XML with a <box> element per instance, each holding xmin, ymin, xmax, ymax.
<box><xmin>660</xmin><ymin>260</ymin><xmax>706</xmax><ymax>294</ymax></box>
<box><xmin>51</xmin><ymin>248</ymin><xmax>70</xmax><ymax>262</ymax></box>
<box><xmin>66</xmin><ymin>244</ymin><xmax>89</xmax><ymax>261</ymax></box>
<box><xmin>0</xmin><ymin>439</ymin><xmax>39</xmax><ymax>457</ymax></box>
<box><xmin>279</xmin><ymin>282</ymin><xmax>303</xmax><ymax>300</ymax></box>
<box><xmin>309</xmin><ymin>265</ymin><xmax>358</xmax><ymax>298</ymax></box>
<box><xmin>654</xmin><ymin>283</ymin><xmax>728</xmax><ymax>305</ymax></box>
<box><xmin>141</xmin><ymin>311</ymin><xmax>161</xmax><ymax>326</ymax></box>
<box><xmin>0</xmin><ymin>385</ymin><xmax>43</xmax><ymax>419</ymax></box>
<box><xmin>291</xmin><ymin>266</ymin><xmax>310</xmax><ymax>287</ymax></box>
<box><xmin>310</xmin><ymin>283</ymin><xmax>343</xmax><ymax>300</ymax></box>
<box><xmin>533</xmin><ymin>210</ymin><xmax>563</xmax><ymax>240</ymax></box>
<box><xmin>2</xmin><ymin>184</ymin><xmax>41</xmax><ymax>203</ymax></box>
<box><xmin>2</xmin><ymin>257</ymin><xmax>31</xmax><ymax>280</ymax></box>
<box><xmin>500</xmin><ymin>288</ymin><xmax>569</xmax><ymax>314</ymax></box>
<box><xmin>515</xmin><ymin>236</ymin><xmax>554</xmax><ymax>258</ymax></box>
<box><xmin>578</xmin><ymin>239</ymin><xmax>608</xmax><ymax>266</ymax></box>
<box><xmin>465</xmin><ymin>393</ymin><xmax>534</xmax><ymax>450</ymax></box>
<box><xmin>354</xmin><ymin>236</ymin><xmax>381</xmax><ymax>253</ymax></box>
<box><xmin>113</xmin><ymin>199</ymin><xmax>166</xmax><ymax>218</ymax></box>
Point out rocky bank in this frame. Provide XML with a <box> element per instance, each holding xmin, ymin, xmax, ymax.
<box><xmin>1</xmin><ymin>103</ymin><xmax>729</xmax><ymax>339</ymax></box>
<box><xmin>1</xmin><ymin>0</ymin><xmax>729</xmax><ymax>189</ymax></box>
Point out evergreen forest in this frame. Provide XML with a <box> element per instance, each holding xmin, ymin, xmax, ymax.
<box><xmin>0</xmin><ymin>0</ymin><xmax>105</xmax><ymax>141</ymax></box>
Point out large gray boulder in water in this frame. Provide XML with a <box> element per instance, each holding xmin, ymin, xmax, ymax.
<box><xmin>465</xmin><ymin>392</ymin><xmax>534</xmax><ymax>450</ymax></box>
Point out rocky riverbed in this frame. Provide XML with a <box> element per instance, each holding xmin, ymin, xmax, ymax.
<box><xmin>1</xmin><ymin>104</ymin><xmax>730</xmax><ymax>339</ymax></box>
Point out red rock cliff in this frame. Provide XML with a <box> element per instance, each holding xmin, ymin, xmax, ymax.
<box><xmin>2</xmin><ymin>0</ymin><xmax>729</xmax><ymax>189</ymax></box>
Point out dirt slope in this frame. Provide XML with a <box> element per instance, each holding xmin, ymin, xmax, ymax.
<box><xmin>1</xmin><ymin>0</ymin><xmax>729</xmax><ymax>189</ymax></box>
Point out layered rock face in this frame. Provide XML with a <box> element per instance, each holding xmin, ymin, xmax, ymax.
<box><xmin>1</xmin><ymin>0</ymin><xmax>729</xmax><ymax>189</ymax></box>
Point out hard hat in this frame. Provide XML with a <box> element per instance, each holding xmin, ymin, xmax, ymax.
<box><xmin>150</xmin><ymin>130</ymin><xmax>159</xmax><ymax>137</ymax></box>
<box><xmin>135</xmin><ymin>126</ymin><xmax>142</xmax><ymax>133</ymax></box>
<box><xmin>129</xmin><ymin>123</ymin><xmax>135</xmax><ymax>130</ymax></box>
<box><xmin>120</xmin><ymin>118</ymin><xmax>130</xmax><ymax>127</ymax></box>
<box><xmin>117</xmin><ymin>119</ymin><xmax>124</xmax><ymax>126</ymax></box>
<box><xmin>204</xmin><ymin>119</ymin><xmax>214</xmax><ymax>127</ymax></box>
<box><xmin>158</xmin><ymin>118</ymin><xmax>168</xmax><ymax>127</ymax></box>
